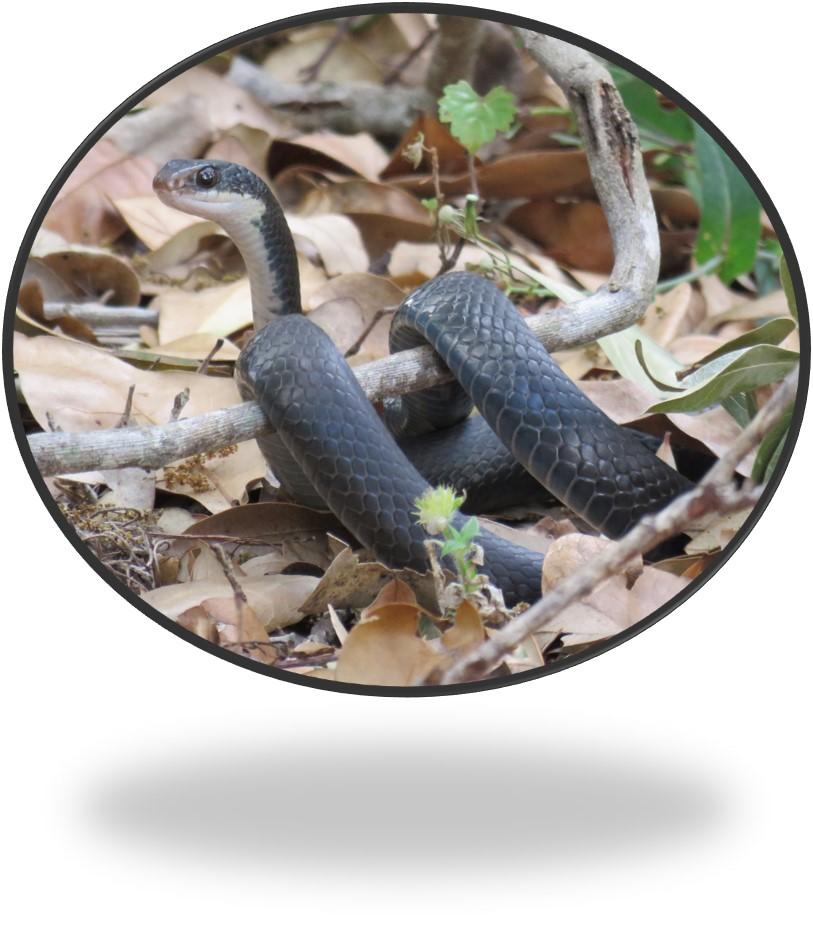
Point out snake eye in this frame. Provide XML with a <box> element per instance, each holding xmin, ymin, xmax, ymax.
<box><xmin>196</xmin><ymin>166</ymin><xmax>218</xmax><ymax>189</ymax></box>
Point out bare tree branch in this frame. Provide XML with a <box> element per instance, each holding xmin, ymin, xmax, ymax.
<box><xmin>27</xmin><ymin>30</ymin><xmax>663</xmax><ymax>477</ymax></box>
<box><xmin>428</xmin><ymin>369</ymin><xmax>800</xmax><ymax>686</ymax></box>
<box><xmin>228</xmin><ymin>16</ymin><xmax>496</xmax><ymax>136</ymax></box>
<box><xmin>41</xmin><ymin>302</ymin><xmax>158</xmax><ymax>328</ymax></box>
<box><xmin>512</xmin><ymin>29</ymin><xmax>661</xmax><ymax>345</ymax></box>
<box><xmin>228</xmin><ymin>56</ymin><xmax>433</xmax><ymax>136</ymax></box>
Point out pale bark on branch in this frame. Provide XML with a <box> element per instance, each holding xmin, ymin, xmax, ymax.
<box><xmin>27</xmin><ymin>31</ymin><xmax>662</xmax><ymax>478</ymax></box>
<box><xmin>228</xmin><ymin>15</ymin><xmax>487</xmax><ymax>135</ymax></box>
<box><xmin>512</xmin><ymin>29</ymin><xmax>661</xmax><ymax>345</ymax></box>
<box><xmin>429</xmin><ymin>369</ymin><xmax>800</xmax><ymax>686</ymax></box>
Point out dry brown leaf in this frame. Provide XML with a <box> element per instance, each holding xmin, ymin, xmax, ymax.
<box><xmin>44</xmin><ymin>138</ymin><xmax>157</xmax><ymax>244</ymax></box>
<box><xmin>305</xmin><ymin>272</ymin><xmax>404</xmax><ymax>361</ymax></box>
<box><xmin>202</xmin><ymin>596</ymin><xmax>278</xmax><ymax>664</ymax></box>
<box><xmin>114</xmin><ymin>195</ymin><xmax>210</xmax><ymax>251</ymax></box>
<box><xmin>269</xmin><ymin>131</ymin><xmax>389</xmax><ymax>181</ymax></box>
<box><xmin>298</xmin><ymin>548</ymin><xmax>440</xmax><ymax>616</ymax></box>
<box><xmin>540</xmin><ymin>533</ymin><xmax>639</xmax><ymax>643</ymax></box>
<box><xmin>668</xmin><ymin>334</ymin><xmax>725</xmax><ymax>364</ymax></box>
<box><xmin>668</xmin><ymin>407</ymin><xmax>757</xmax><ymax>476</ymax></box>
<box><xmin>382</xmin><ymin>112</ymin><xmax>472</xmax><ymax>178</ymax></box>
<box><xmin>705</xmin><ymin>289</ymin><xmax>789</xmax><ymax>327</ymax></box>
<box><xmin>441</xmin><ymin>600</ymin><xmax>485</xmax><ymax>653</ymax></box>
<box><xmin>205</xmin><ymin>124</ymin><xmax>274</xmax><ymax>183</ymax></box>
<box><xmin>145</xmin><ymin>334</ymin><xmax>241</xmax><ymax>363</ymax></box>
<box><xmin>307</xmin><ymin>298</ymin><xmax>367</xmax><ymax>352</ymax></box>
<box><xmin>263</xmin><ymin>30</ymin><xmax>383</xmax><ymax>84</ymax></box>
<box><xmin>335</xmin><ymin>608</ymin><xmax>438</xmax><ymax>687</ymax></box>
<box><xmin>28</xmin><ymin>241</ymin><xmax>142</xmax><ymax>307</ymax></box>
<box><xmin>144</xmin><ymin>64</ymin><xmax>290</xmax><ymax>136</ymax></box>
<box><xmin>143</xmin><ymin>574</ymin><xmax>319</xmax><ymax>631</ymax></box>
<box><xmin>684</xmin><ymin>508</ymin><xmax>751</xmax><ymax>554</ymax></box>
<box><xmin>187</xmin><ymin>501</ymin><xmax>337</xmax><ymax>538</ymax></box>
<box><xmin>478</xmin><ymin>517</ymin><xmax>556</xmax><ymax>556</ymax></box>
<box><xmin>393</xmin><ymin>150</ymin><xmax>591</xmax><ymax>200</ymax></box>
<box><xmin>15</xmin><ymin>333</ymin><xmax>239</xmax><ymax>431</ymax></box>
<box><xmin>14</xmin><ymin>332</ymin><xmax>266</xmax><ymax>510</ymax></box>
<box><xmin>388</xmin><ymin>242</ymin><xmax>487</xmax><ymax>285</ymax></box>
<box><xmin>98</xmin><ymin>466</ymin><xmax>156</xmax><ymax>511</ymax></box>
<box><xmin>507</xmin><ymin>200</ymin><xmax>614</xmax><ymax>273</ymax></box>
<box><xmin>539</xmin><ymin>602</ymin><xmax>622</xmax><ymax>648</ymax></box>
<box><xmin>628</xmin><ymin>567</ymin><xmax>686</xmax><ymax>621</ymax></box>
<box><xmin>155</xmin><ymin>507</ymin><xmax>198</xmax><ymax>535</ymax></box>
<box><xmin>640</xmin><ymin>283</ymin><xmax>695</xmax><ymax>347</ymax></box>
<box><xmin>299</xmin><ymin>179</ymin><xmax>433</xmax><ymax>255</ymax></box>
<box><xmin>288</xmin><ymin>213</ymin><xmax>368</xmax><ymax>275</ymax></box>
<box><xmin>576</xmin><ymin>377</ymin><xmax>657</xmax><ymax>424</ymax></box>
<box><xmin>107</xmin><ymin>95</ymin><xmax>214</xmax><ymax>165</ymax></box>
<box><xmin>155</xmin><ymin>278</ymin><xmax>251</xmax><ymax>344</ymax></box>
<box><xmin>177</xmin><ymin>605</ymin><xmax>218</xmax><ymax>641</ymax></box>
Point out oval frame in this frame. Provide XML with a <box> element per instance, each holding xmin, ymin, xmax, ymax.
<box><xmin>3</xmin><ymin>2</ymin><xmax>809</xmax><ymax>696</ymax></box>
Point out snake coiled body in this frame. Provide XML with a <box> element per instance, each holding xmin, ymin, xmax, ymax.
<box><xmin>154</xmin><ymin>159</ymin><xmax>692</xmax><ymax>606</ymax></box>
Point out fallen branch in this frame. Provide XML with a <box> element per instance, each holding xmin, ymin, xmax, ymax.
<box><xmin>27</xmin><ymin>31</ymin><xmax>662</xmax><ymax>477</ymax></box>
<box><xmin>41</xmin><ymin>302</ymin><xmax>158</xmax><ymax>328</ymax></box>
<box><xmin>428</xmin><ymin>368</ymin><xmax>800</xmax><ymax>686</ymax></box>
<box><xmin>228</xmin><ymin>56</ymin><xmax>433</xmax><ymax>136</ymax></box>
<box><xmin>512</xmin><ymin>29</ymin><xmax>660</xmax><ymax>344</ymax></box>
<box><xmin>228</xmin><ymin>15</ymin><xmax>486</xmax><ymax>136</ymax></box>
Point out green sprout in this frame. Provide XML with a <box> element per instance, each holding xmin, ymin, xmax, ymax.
<box><xmin>438</xmin><ymin>81</ymin><xmax>517</xmax><ymax>155</ymax></box>
<box><xmin>414</xmin><ymin>486</ymin><xmax>481</xmax><ymax>594</ymax></box>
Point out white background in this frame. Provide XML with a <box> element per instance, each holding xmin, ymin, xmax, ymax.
<box><xmin>1</xmin><ymin>2</ymin><xmax>810</xmax><ymax>932</ymax></box>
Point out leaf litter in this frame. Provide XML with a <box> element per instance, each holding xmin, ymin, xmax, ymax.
<box><xmin>13</xmin><ymin>14</ymin><xmax>798</xmax><ymax>686</ymax></box>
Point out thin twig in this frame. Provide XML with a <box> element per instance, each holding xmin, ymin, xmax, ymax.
<box><xmin>343</xmin><ymin>308</ymin><xmax>389</xmax><ymax>358</ymax></box>
<box><xmin>298</xmin><ymin>17</ymin><xmax>357</xmax><ymax>82</ymax></box>
<box><xmin>428</xmin><ymin>368</ymin><xmax>799</xmax><ymax>686</ymax></box>
<box><xmin>382</xmin><ymin>27</ymin><xmax>437</xmax><ymax>85</ymax></box>
<box><xmin>211</xmin><ymin>542</ymin><xmax>248</xmax><ymax>606</ymax></box>
<box><xmin>169</xmin><ymin>388</ymin><xmax>190</xmax><ymax>422</ymax></box>
<box><xmin>116</xmin><ymin>385</ymin><xmax>136</xmax><ymax>429</ymax></box>
<box><xmin>197</xmin><ymin>339</ymin><xmax>224</xmax><ymax>375</ymax></box>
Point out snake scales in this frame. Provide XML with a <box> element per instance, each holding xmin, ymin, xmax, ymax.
<box><xmin>154</xmin><ymin>159</ymin><xmax>692</xmax><ymax>605</ymax></box>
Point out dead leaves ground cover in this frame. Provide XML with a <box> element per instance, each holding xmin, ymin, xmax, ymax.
<box><xmin>11</xmin><ymin>14</ymin><xmax>798</xmax><ymax>687</ymax></box>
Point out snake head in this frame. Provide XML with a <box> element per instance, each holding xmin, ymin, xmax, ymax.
<box><xmin>153</xmin><ymin>159</ymin><xmax>268</xmax><ymax>223</ymax></box>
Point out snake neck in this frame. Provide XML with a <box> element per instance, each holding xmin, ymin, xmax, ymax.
<box><xmin>219</xmin><ymin>187</ymin><xmax>302</xmax><ymax>328</ymax></box>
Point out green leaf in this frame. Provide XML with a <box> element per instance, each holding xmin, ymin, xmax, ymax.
<box><xmin>606</xmin><ymin>65</ymin><xmax>693</xmax><ymax>144</ymax></box>
<box><xmin>679</xmin><ymin>317</ymin><xmax>796</xmax><ymax>374</ymax></box>
<box><xmin>721</xmin><ymin>392</ymin><xmax>756</xmax><ymax>428</ymax></box>
<box><xmin>440</xmin><ymin>538</ymin><xmax>463</xmax><ymax>558</ymax></box>
<box><xmin>458</xmin><ymin>516</ymin><xmax>480</xmax><ymax>542</ymax></box>
<box><xmin>720</xmin><ymin>151</ymin><xmax>762</xmax><ymax>281</ymax></box>
<box><xmin>694</xmin><ymin>127</ymin><xmax>761</xmax><ymax>282</ymax></box>
<box><xmin>648</xmin><ymin>345</ymin><xmax>799</xmax><ymax>414</ymax></box>
<box><xmin>694</xmin><ymin>129</ymin><xmax>729</xmax><ymax>268</ymax></box>
<box><xmin>598</xmin><ymin>325</ymin><xmax>683</xmax><ymax>399</ymax></box>
<box><xmin>751</xmin><ymin>404</ymin><xmax>793</xmax><ymax>483</ymax></box>
<box><xmin>438</xmin><ymin>81</ymin><xmax>517</xmax><ymax>155</ymax></box>
<box><xmin>779</xmin><ymin>253</ymin><xmax>799</xmax><ymax>322</ymax></box>
<box><xmin>420</xmin><ymin>197</ymin><xmax>438</xmax><ymax>216</ymax></box>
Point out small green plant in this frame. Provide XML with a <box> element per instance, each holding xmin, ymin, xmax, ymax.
<box><xmin>438</xmin><ymin>80</ymin><xmax>517</xmax><ymax>154</ymax></box>
<box><xmin>414</xmin><ymin>486</ymin><xmax>481</xmax><ymax>594</ymax></box>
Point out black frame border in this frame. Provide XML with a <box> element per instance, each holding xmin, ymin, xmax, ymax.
<box><xmin>3</xmin><ymin>2</ymin><xmax>809</xmax><ymax>697</ymax></box>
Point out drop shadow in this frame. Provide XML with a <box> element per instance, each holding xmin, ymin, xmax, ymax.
<box><xmin>82</xmin><ymin>731</ymin><xmax>729</xmax><ymax>869</ymax></box>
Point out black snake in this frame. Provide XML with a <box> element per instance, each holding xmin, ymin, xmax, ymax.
<box><xmin>154</xmin><ymin>159</ymin><xmax>692</xmax><ymax>605</ymax></box>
